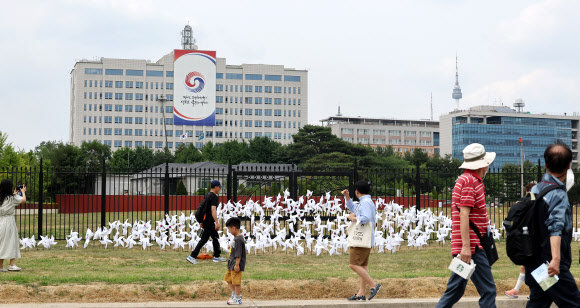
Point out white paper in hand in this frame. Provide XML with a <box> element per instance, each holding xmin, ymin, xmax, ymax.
<box><xmin>531</xmin><ymin>262</ymin><xmax>559</xmax><ymax>291</ymax></box>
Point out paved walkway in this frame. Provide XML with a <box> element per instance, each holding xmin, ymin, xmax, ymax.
<box><xmin>0</xmin><ymin>297</ymin><xmax>555</xmax><ymax>308</ymax></box>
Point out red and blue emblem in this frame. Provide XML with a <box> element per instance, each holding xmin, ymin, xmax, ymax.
<box><xmin>184</xmin><ymin>71</ymin><xmax>205</xmax><ymax>93</ymax></box>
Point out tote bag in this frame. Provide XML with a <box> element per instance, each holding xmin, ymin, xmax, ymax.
<box><xmin>347</xmin><ymin>202</ymin><xmax>373</xmax><ymax>248</ymax></box>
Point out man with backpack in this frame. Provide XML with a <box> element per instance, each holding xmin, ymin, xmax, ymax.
<box><xmin>186</xmin><ymin>180</ymin><xmax>227</xmax><ymax>264</ymax></box>
<box><xmin>524</xmin><ymin>143</ymin><xmax>580</xmax><ymax>307</ymax></box>
<box><xmin>436</xmin><ymin>143</ymin><xmax>497</xmax><ymax>308</ymax></box>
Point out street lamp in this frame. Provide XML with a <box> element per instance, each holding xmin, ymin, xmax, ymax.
<box><xmin>519</xmin><ymin>137</ymin><xmax>524</xmax><ymax>197</ymax></box>
<box><xmin>157</xmin><ymin>94</ymin><xmax>169</xmax><ymax>152</ymax></box>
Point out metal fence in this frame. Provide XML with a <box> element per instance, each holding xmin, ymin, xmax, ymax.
<box><xmin>2</xmin><ymin>159</ymin><xmax>578</xmax><ymax>240</ymax></box>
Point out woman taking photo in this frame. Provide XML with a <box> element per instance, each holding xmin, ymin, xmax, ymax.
<box><xmin>0</xmin><ymin>179</ymin><xmax>26</xmax><ymax>271</ymax></box>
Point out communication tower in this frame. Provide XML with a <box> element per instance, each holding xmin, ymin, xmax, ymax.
<box><xmin>452</xmin><ymin>55</ymin><xmax>463</xmax><ymax>110</ymax></box>
<box><xmin>514</xmin><ymin>98</ymin><xmax>525</xmax><ymax>113</ymax></box>
<box><xmin>181</xmin><ymin>24</ymin><xmax>198</xmax><ymax>50</ymax></box>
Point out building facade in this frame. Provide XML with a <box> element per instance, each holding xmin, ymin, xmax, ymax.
<box><xmin>70</xmin><ymin>51</ymin><xmax>308</xmax><ymax>151</ymax></box>
<box><xmin>440</xmin><ymin>105</ymin><xmax>580</xmax><ymax>168</ymax></box>
<box><xmin>319</xmin><ymin>116</ymin><xmax>440</xmax><ymax>155</ymax></box>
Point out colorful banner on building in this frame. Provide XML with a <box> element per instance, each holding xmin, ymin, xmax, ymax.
<box><xmin>173</xmin><ymin>50</ymin><xmax>216</xmax><ymax>126</ymax></box>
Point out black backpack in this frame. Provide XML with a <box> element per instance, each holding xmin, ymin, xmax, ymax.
<box><xmin>503</xmin><ymin>185</ymin><xmax>564</xmax><ymax>265</ymax></box>
<box><xmin>194</xmin><ymin>192</ymin><xmax>213</xmax><ymax>223</ymax></box>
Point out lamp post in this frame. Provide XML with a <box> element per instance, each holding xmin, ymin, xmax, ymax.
<box><xmin>157</xmin><ymin>94</ymin><xmax>169</xmax><ymax>152</ymax></box>
<box><xmin>519</xmin><ymin>137</ymin><xmax>524</xmax><ymax>197</ymax></box>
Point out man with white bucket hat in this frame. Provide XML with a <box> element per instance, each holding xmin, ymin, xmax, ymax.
<box><xmin>436</xmin><ymin>143</ymin><xmax>497</xmax><ymax>308</ymax></box>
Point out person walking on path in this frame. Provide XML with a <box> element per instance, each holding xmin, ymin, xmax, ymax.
<box><xmin>505</xmin><ymin>182</ymin><xmax>536</xmax><ymax>299</ymax></box>
<box><xmin>341</xmin><ymin>180</ymin><xmax>382</xmax><ymax>301</ymax></box>
<box><xmin>436</xmin><ymin>143</ymin><xmax>497</xmax><ymax>308</ymax></box>
<box><xmin>0</xmin><ymin>179</ymin><xmax>26</xmax><ymax>272</ymax></box>
<box><xmin>187</xmin><ymin>180</ymin><xmax>227</xmax><ymax>264</ymax></box>
<box><xmin>524</xmin><ymin>143</ymin><xmax>580</xmax><ymax>307</ymax></box>
<box><xmin>224</xmin><ymin>217</ymin><xmax>246</xmax><ymax>305</ymax></box>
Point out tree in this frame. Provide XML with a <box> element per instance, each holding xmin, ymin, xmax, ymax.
<box><xmin>201</xmin><ymin>142</ymin><xmax>218</xmax><ymax>161</ymax></box>
<box><xmin>80</xmin><ymin>140</ymin><xmax>111</xmax><ymax>171</ymax></box>
<box><xmin>214</xmin><ymin>140</ymin><xmax>249</xmax><ymax>164</ymax></box>
<box><xmin>108</xmin><ymin>147</ymin><xmax>133</xmax><ymax>171</ymax></box>
<box><xmin>247</xmin><ymin>137</ymin><xmax>283</xmax><ymax>163</ymax></box>
<box><xmin>175</xmin><ymin>180</ymin><xmax>188</xmax><ymax>195</ymax></box>
<box><xmin>152</xmin><ymin>148</ymin><xmax>175</xmax><ymax>166</ymax></box>
<box><xmin>286</xmin><ymin>125</ymin><xmax>353</xmax><ymax>164</ymax></box>
<box><xmin>175</xmin><ymin>143</ymin><xmax>203</xmax><ymax>164</ymax></box>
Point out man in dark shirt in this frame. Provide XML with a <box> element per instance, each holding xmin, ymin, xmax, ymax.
<box><xmin>187</xmin><ymin>180</ymin><xmax>226</xmax><ymax>264</ymax></box>
<box><xmin>224</xmin><ymin>217</ymin><xmax>246</xmax><ymax>305</ymax></box>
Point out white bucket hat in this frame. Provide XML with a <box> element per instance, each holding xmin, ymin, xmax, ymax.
<box><xmin>459</xmin><ymin>143</ymin><xmax>496</xmax><ymax>170</ymax></box>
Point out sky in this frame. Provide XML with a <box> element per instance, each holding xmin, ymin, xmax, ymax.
<box><xmin>1</xmin><ymin>0</ymin><xmax>580</xmax><ymax>151</ymax></box>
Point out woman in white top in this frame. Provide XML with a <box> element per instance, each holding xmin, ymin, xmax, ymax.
<box><xmin>0</xmin><ymin>179</ymin><xmax>26</xmax><ymax>271</ymax></box>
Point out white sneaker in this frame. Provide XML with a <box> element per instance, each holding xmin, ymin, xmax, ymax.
<box><xmin>0</xmin><ymin>268</ymin><xmax>8</xmax><ymax>272</ymax></box>
<box><xmin>8</xmin><ymin>265</ymin><xmax>21</xmax><ymax>271</ymax></box>
<box><xmin>186</xmin><ymin>256</ymin><xmax>199</xmax><ymax>265</ymax></box>
<box><xmin>213</xmin><ymin>257</ymin><xmax>227</xmax><ymax>262</ymax></box>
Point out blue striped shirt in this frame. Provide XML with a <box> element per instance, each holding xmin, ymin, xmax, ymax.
<box><xmin>346</xmin><ymin>195</ymin><xmax>376</xmax><ymax>247</ymax></box>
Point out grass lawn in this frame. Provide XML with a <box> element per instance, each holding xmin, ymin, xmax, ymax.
<box><xmin>0</xmin><ymin>241</ymin><xmax>579</xmax><ymax>303</ymax></box>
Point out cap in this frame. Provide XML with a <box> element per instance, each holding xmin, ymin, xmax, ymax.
<box><xmin>211</xmin><ymin>180</ymin><xmax>222</xmax><ymax>188</ymax></box>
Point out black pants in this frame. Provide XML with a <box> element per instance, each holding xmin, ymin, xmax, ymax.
<box><xmin>190</xmin><ymin>227</ymin><xmax>221</xmax><ymax>258</ymax></box>
<box><xmin>524</xmin><ymin>266</ymin><xmax>580</xmax><ymax>308</ymax></box>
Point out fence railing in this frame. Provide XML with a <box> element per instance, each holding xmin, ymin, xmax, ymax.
<box><xmin>1</xmin><ymin>159</ymin><xmax>578</xmax><ymax>240</ymax></box>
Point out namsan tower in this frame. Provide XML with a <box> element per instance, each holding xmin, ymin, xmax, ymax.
<box><xmin>451</xmin><ymin>55</ymin><xmax>463</xmax><ymax>110</ymax></box>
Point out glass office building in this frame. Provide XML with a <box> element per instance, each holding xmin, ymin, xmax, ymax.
<box><xmin>440</xmin><ymin>106</ymin><xmax>579</xmax><ymax>169</ymax></box>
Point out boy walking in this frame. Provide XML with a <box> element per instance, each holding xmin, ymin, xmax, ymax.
<box><xmin>224</xmin><ymin>217</ymin><xmax>246</xmax><ymax>305</ymax></box>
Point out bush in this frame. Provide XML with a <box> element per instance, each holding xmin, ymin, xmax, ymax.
<box><xmin>175</xmin><ymin>180</ymin><xmax>188</xmax><ymax>195</ymax></box>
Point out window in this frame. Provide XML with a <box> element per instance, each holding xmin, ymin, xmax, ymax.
<box><xmin>125</xmin><ymin>93</ymin><xmax>133</xmax><ymax>100</ymax></box>
<box><xmin>165</xmin><ymin>118</ymin><xmax>173</xmax><ymax>125</ymax></box>
<box><xmin>357</xmin><ymin>129</ymin><xmax>370</xmax><ymax>135</ymax></box>
<box><xmin>298</xmin><ymin>87</ymin><xmax>301</xmax><ymax>94</ymax></box>
<box><xmin>420</xmin><ymin>131</ymin><xmax>432</xmax><ymax>137</ymax></box>
<box><xmin>274</xmin><ymin>87</ymin><xmax>282</xmax><ymax>93</ymax></box>
<box><xmin>115</xmin><ymin>105</ymin><xmax>122</xmax><ymax>112</ymax></box>
<box><xmin>166</xmin><ymin>71</ymin><xmax>174</xmax><ymax>77</ymax></box>
<box><xmin>135</xmin><ymin>82</ymin><xmax>143</xmax><ymax>88</ymax></box>
<box><xmin>166</xmin><ymin>83</ymin><xmax>174</xmax><ymax>90</ymax></box>
<box><xmin>135</xmin><ymin>129</ymin><xmax>143</xmax><ymax>136</ymax></box>
<box><xmin>85</xmin><ymin>68</ymin><xmax>102</xmax><ymax>75</ymax></box>
<box><xmin>274</xmin><ymin>98</ymin><xmax>282</xmax><ymax>105</ymax></box>
<box><xmin>125</xmin><ymin>81</ymin><xmax>133</xmax><ymax>88</ymax></box>
<box><xmin>216</xmin><ymin>84</ymin><xmax>223</xmax><ymax>91</ymax></box>
<box><xmin>293</xmin><ymin>87</ymin><xmax>296</xmax><ymax>94</ymax></box>
<box><xmin>216</xmin><ymin>108</ymin><xmax>224</xmax><ymax>115</ymax></box>
<box><xmin>125</xmin><ymin>117</ymin><xmax>133</xmax><ymax>124</ymax></box>
<box><xmin>389</xmin><ymin>130</ymin><xmax>401</xmax><ymax>136</ymax></box>
<box><xmin>216</xmin><ymin>96</ymin><xmax>224</xmax><ymax>103</ymax></box>
<box><xmin>245</xmin><ymin>74</ymin><xmax>262</xmax><ymax>80</ymax></box>
<box><xmin>285</xmin><ymin>75</ymin><xmax>301</xmax><ymax>82</ymax></box>
<box><xmin>166</xmin><ymin>94</ymin><xmax>174</xmax><ymax>101</ymax></box>
<box><xmin>146</xmin><ymin>70</ymin><xmax>163</xmax><ymax>77</ymax></box>
<box><xmin>255</xmin><ymin>86</ymin><xmax>262</xmax><ymax>93</ymax></box>
<box><xmin>405</xmin><ymin>139</ymin><xmax>417</xmax><ymax>145</ymax></box>
<box><xmin>265</xmin><ymin>121</ymin><xmax>272</xmax><ymax>128</ymax></box>
<box><xmin>255</xmin><ymin>97</ymin><xmax>263</xmax><ymax>104</ymax></box>
<box><xmin>166</xmin><ymin>130</ymin><xmax>173</xmax><ymax>136</ymax></box>
<box><xmin>124</xmin><ymin>129</ymin><xmax>133</xmax><ymax>136</ymax></box>
<box><xmin>245</xmin><ymin>120</ymin><xmax>252</xmax><ymax>127</ymax></box>
<box><xmin>105</xmin><ymin>81</ymin><xmax>113</xmax><ymax>88</ymax></box>
<box><xmin>274</xmin><ymin>109</ymin><xmax>282</xmax><ymax>116</ymax></box>
<box><xmin>104</xmin><ymin>93</ymin><xmax>113</xmax><ymax>100</ymax></box>
<box><xmin>265</xmin><ymin>132</ymin><xmax>272</xmax><ymax>139</ymax></box>
<box><xmin>105</xmin><ymin>69</ymin><xmax>123</xmax><ymax>75</ymax></box>
<box><xmin>155</xmin><ymin>141</ymin><xmax>163</xmax><ymax>148</ymax></box>
<box><xmin>265</xmin><ymin>75</ymin><xmax>282</xmax><ymax>81</ymax></box>
<box><xmin>115</xmin><ymin>93</ymin><xmax>123</xmax><ymax>100</ymax></box>
<box><xmin>245</xmin><ymin>85</ymin><xmax>253</xmax><ymax>92</ymax></box>
<box><xmin>274</xmin><ymin>121</ymin><xmax>282</xmax><ymax>128</ymax></box>
<box><xmin>244</xmin><ymin>109</ymin><xmax>253</xmax><ymax>116</ymax></box>
<box><xmin>104</xmin><ymin>104</ymin><xmax>112</xmax><ymax>111</ymax></box>
<box><xmin>244</xmin><ymin>97</ymin><xmax>252</xmax><ymax>104</ymax></box>
<box><xmin>115</xmin><ymin>116</ymin><xmax>122</xmax><ymax>123</ymax></box>
<box><xmin>274</xmin><ymin>132</ymin><xmax>282</xmax><ymax>140</ymax></box>
<box><xmin>104</xmin><ymin>116</ymin><xmax>112</xmax><ymax>123</ymax></box>
<box><xmin>216</xmin><ymin>73</ymin><xmax>223</xmax><ymax>79</ymax></box>
<box><xmin>216</xmin><ymin>119</ymin><xmax>223</xmax><ymax>126</ymax></box>
<box><xmin>265</xmin><ymin>98</ymin><xmax>272</xmax><ymax>104</ymax></box>
<box><xmin>254</xmin><ymin>120</ymin><xmax>262</xmax><ymax>127</ymax></box>
<box><xmin>235</xmin><ymin>85</ymin><xmax>238</xmax><ymax>92</ymax></box>
<box><xmin>404</xmin><ymin>131</ymin><xmax>417</xmax><ymax>137</ymax></box>
<box><xmin>136</xmin><ymin>94</ymin><xmax>143</xmax><ymax>100</ymax></box>
<box><xmin>104</xmin><ymin>128</ymin><xmax>112</xmax><ymax>135</ymax></box>
<box><xmin>245</xmin><ymin>132</ymin><xmax>253</xmax><ymax>139</ymax></box>
<box><xmin>165</xmin><ymin>106</ymin><xmax>172</xmax><ymax>113</ymax></box>
<box><xmin>254</xmin><ymin>109</ymin><xmax>262</xmax><ymax>116</ymax></box>
<box><xmin>265</xmin><ymin>109</ymin><xmax>272</xmax><ymax>116</ymax></box>
<box><xmin>265</xmin><ymin>86</ymin><xmax>272</xmax><ymax>93</ymax></box>
<box><xmin>226</xmin><ymin>73</ymin><xmax>242</xmax><ymax>80</ymax></box>
<box><xmin>126</xmin><ymin>70</ymin><xmax>143</xmax><ymax>76</ymax></box>
<box><xmin>103</xmin><ymin>140</ymin><xmax>112</xmax><ymax>146</ymax></box>
<box><xmin>115</xmin><ymin>81</ymin><xmax>123</xmax><ymax>88</ymax></box>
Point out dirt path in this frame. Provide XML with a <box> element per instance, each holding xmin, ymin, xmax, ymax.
<box><xmin>0</xmin><ymin>278</ymin><xmax>530</xmax><ymax>303</ymax></box>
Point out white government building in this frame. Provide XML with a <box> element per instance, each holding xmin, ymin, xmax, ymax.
<box><xmin>69</xmin><ymin>29</ymin><xmax>308</xmax><ymax>151</ymax></box>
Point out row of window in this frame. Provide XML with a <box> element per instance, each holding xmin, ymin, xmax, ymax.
<box><xmin>217</xmin><ymin>84</ymin><xmax>301</xmax><ymax>94</ymax></box>
<box><xmin>341</xmin><ymin>128</ymin><xmax>433</xmax><ymax>137</ymax></box>
<box><xmin>215</xmin><ymin>108</ymin><xmax>301</xmax><ymax>117</ymax></box>
<box><xmin>84</xmin><ymin>80</ymin><xmax>173</xmax><ymax>90</ymax></box>
<box><xmin>84</xmin><ymin>104</ymin><xmax>173</xmax><ymax>113</ymax></box>
<box><xmin>85</xmin><ymin>68</ymin><xmax>174</xmax><ymax>77</ymax></box>
<box><xmin>342</xmin><ymin>137</ymin><xmax>433</xmax><ymax>146</ymax></box>
<box><xmin>84</xmin><ymin>131</ymin><xmax>293</xmax><ymax>143</ymax></box>
<box><xmin>217</xmin><ymin>96</ymin><xmax>301</xmax><ymax>105</ymax></box>
<box><xmin>217</xmin><ymin>73</ymin><xmax>301</xmax><ymax>82</ymax></box>
<box><xmin>83</xmin><ymin>92</ymin><xmax>173</xmax><ymax>101</ymax></box>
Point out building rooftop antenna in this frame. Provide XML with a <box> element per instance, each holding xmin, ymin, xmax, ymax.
<box><xmin>451</xmin><ymin>54</ymin><xmax>463</xmax><ymax>110</ymax></box>
<box><xmin>514</xmin><ymin>98</ymin><xmax>525</xmax><ymax>113</ymax></box>
<box><xmin>181</xmin><ymin>23</ymin><xmax>198</xmax><ymax>50</ymax></box>
<box><xmin>430</xmin><ymin>92</ymin><xmax>433</xmax><ymax>121</ymax></box>
<box><xmin>336</xmin><ymin>105</ymin><xmax>343</xmax><ymax>116</ymax></box>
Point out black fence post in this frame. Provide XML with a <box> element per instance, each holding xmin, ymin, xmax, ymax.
<box><xmin>351</xmin><ymin>159</ymin><xmax>358</xmax><ymax>199</ymax></box>
<box><xmin>290</xmin><ymin>169</ymin><xmax>298</xmax><ymax>200</ymax></box>
<box><xmin>164</xmin><ymin>161</ymin><xmax>169</xmax><ymax>216</ymax></box>
<box><xmin>227</xmin><ymin>158</ymin><xmax>232</xmax><ymax>202</ymax></box>
<box><xmin>537</xmin><ymin>158</ymin><xmax>542</xmax><ymax>182</ymax></box>
<box><xmin>416</xmin><ymin>161</ymin><xmax>421</xmax><ymax>210</ymax></box>
<box><xmin>38</xmin><ymin>158</ymin><xmax>43</xmax><ymax>237</ymax></box>
<box><xmin>101</xmin><ymin>159</ymin><xmax>106</xmax><ymax>228</ymax></box>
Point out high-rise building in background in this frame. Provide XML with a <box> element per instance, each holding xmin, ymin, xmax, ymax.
<box><xmin>69</xmin><ymin>25</ymin><xmax>308</xmax><ymax>151</ymax></box>
<box><xmin>440</xmin><ymin>104</ymin><xmax>579</xmax><ymax>168</ymax></box>
<box><xmin>320</xmin><ymin>112</ymin><xmax>440</xmax><ymax>156</ymax></box>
